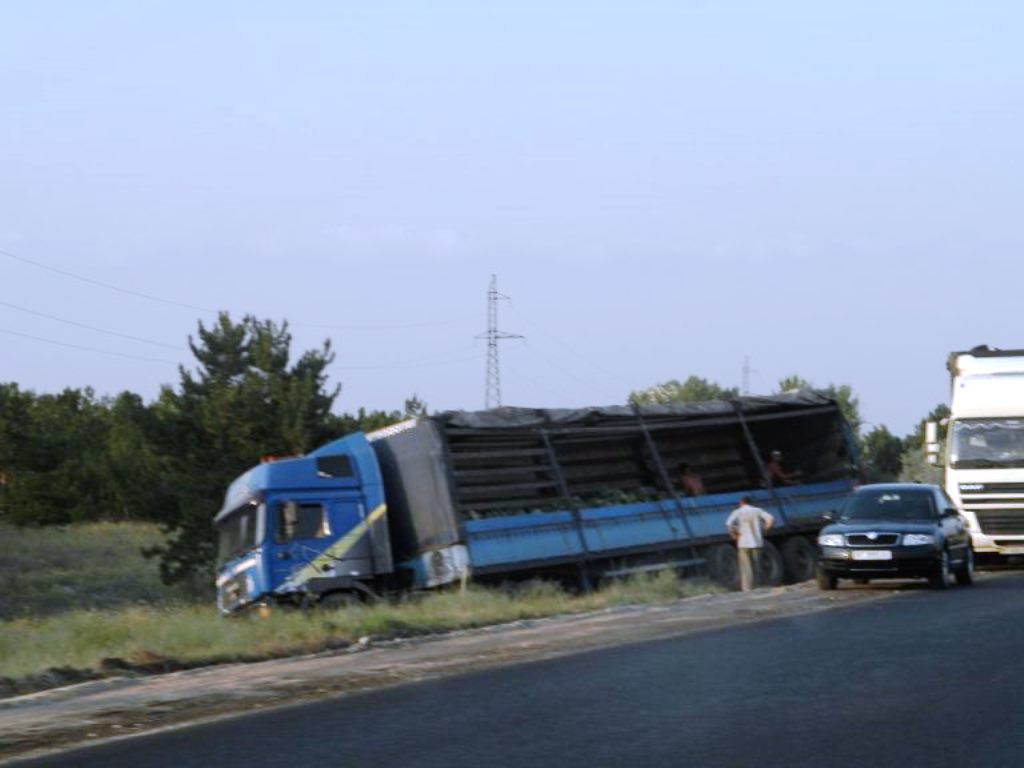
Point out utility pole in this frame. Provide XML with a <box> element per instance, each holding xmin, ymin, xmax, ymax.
<box><xmin>741</xmin><ymin>355</ymin><xmax>757</xmax><ymax>395</ymax></box>
<box><xmin>477</xmin><ymin>275</ymin><xmax>523</xmax><ymax>409</ymax></box>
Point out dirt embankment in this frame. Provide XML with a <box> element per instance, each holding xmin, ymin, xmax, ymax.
<box><xmin>0</xmin><ymin>581</ymin><xmax>908</xmax><ymax>763</ymax></box>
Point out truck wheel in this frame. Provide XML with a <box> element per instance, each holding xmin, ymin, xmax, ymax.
<box><xmin>707</xmin><ymin>544</ymin><xmax>738</xmax><ymax>590</ymax></box>
<box><xmin>759</xmin><ymin>541</ymin><xmax>784</xmax><ymax>587</ymax></box>
<box><xmin>955</xmin><ymin>546</ymin><xmax>975</xmax><ymax>586</ymax></box>
<box><xmin>781</xmin><ymin>537</ymin><xmax>817</xmax><ymax>583</ymax></box>
<box><xmin>816</xmin><ymin>566</ymin><xmax>838</xmax><ymax>590</ymax></box>
<box><xmin>929</xmin><ymin>550</ymin><xmax>952</xmax><ymax>590</ymax></box>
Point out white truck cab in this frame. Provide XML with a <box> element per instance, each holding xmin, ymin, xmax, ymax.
<box><xmin>937</xmin><ymin>347</ymin><xmax>1024</xmax><ymax>560</ymax></box>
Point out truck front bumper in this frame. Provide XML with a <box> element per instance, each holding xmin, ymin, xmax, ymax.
<box><xmin>969</xmin><ymin>532</ymin><xmax>1024</xmax><ymax>557</ymax></box>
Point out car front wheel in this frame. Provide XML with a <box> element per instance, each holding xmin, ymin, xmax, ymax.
<box><xmin>955</xmin><ymin>546</ymin><xmax>975</xmax><ymax>586</ymax></box>
<box><xmin>816</xmin><ymin>566</ymin><xmax>838</xmax><ymax>591</ymax></box>
<box><xmin>929</xmin><ymin>550</ymin><xmax>952</xmax><ymax>590</ymax></box>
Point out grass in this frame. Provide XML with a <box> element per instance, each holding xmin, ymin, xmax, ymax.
<box><xmin>0</xmin><ymin>522</ymin><xmax>205</xmax><ymax>620</ymax></box>
<box><xmin>0</xmin><ymin>521</ymin><xmax>723</xmax><ymax>690</ymax></box>
<box><xmin>0</xmin><ymin>572</ymin><xmax>722</xmax><ymax>684</ymax></box>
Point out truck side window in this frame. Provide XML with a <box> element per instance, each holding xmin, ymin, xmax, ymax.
<box><xmin>276</xmin><ymin>502</ymin><xmax>331</xmax><ymax>542</ymax></box>
<box><xmin>316</xmin><ymin>455</ymin><xmax>353</xmax><ymax>478</ymax></box>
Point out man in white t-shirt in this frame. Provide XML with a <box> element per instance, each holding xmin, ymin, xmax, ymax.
<box><xmin>725</xmin><ymin>495</ymin><xmax>775</xmax><ymax>592</ymax></box>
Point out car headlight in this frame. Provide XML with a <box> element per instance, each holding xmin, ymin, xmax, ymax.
<box><xmin>818</xmin><ymin>533</ymin><xmax>845</xmax><ymax>547</ymax></box>
<box><xmin>902</xmin><ymin>534</ymin><xmax>936</xmax><ymax>546</ymax></box>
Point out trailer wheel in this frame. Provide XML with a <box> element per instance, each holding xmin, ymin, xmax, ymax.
<box><xmin>759</xmin><ymin>541</ymin><xmax>784</xmax><ymax>587</ymax></box>
<box><xmin>781</xmin><ymin>537</ymin><xmax>818</xmax><ymax>583</ymax></box>
<box><xmin>707</xmin><ymin>544</ymin><xmax>738</xmax><ymax>590</ymax></box>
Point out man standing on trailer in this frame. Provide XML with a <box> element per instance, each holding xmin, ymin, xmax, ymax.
<box><xmin>725</xmin><ymin>496</ymin><xmax>775</xmax><ymax>591</ymax></box>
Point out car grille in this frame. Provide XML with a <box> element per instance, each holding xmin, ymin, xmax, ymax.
<box><xmin>846</xmin><ymin>533</ymin><xmax>900</xmax><ymax>546</ymax></box>
<box><xmin>973</xmin><ymin>509</ymin><xmax>1024</xmax><ymax>535</ymax></box>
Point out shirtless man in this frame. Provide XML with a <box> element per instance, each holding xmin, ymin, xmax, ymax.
<box><xmin>765</xmin><ymin>450</ymin><xmax>801</xmax><ymax>487</ymax></box>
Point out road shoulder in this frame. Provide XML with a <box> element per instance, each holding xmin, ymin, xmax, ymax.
<box><xmin>0</xmin><ymin>581</ymin><xmax>905</xmax><ymax>763</ymax></box>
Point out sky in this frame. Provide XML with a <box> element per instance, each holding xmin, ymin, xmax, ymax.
<box><xmin>2</xmin><ymin>1</ymin><xmax>1022</xmax><ymax>436</ymax></box>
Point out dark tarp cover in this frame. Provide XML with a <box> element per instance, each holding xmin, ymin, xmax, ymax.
<box><xmin>370</xmin><ymin>392</ymin><xmax>852</xmax><ymax>560</ymax></box>
<box><xmin>433</xmin><ymin>392</ymin><xmax>837</xmax><ymax>431</ymax></box>
<box><xmin>369</xmin><ymin>419</ymin><xmax>462</xmax><ymax>563</ymax></box>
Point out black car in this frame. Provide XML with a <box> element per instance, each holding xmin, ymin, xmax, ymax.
<box><xmin>816</xmin><ymin>483</ymin><xmax>974</xmax><ymax>589</ymax></box>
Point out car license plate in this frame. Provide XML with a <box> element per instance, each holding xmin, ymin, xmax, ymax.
<box><xmin>852</xmin><ymin>550</ymin><xmax>892</xmax><ymax>561</ymax></box>
<box><xmin>1000</xmin><ymin>546</ymin><xmax>1024</xmax><ymax>555</ymax></box>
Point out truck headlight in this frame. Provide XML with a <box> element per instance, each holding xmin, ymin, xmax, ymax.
<box><xmin>818</xmin><ymin>533</ymin><xmax>845</xmax><ymax>547</ymax></box>
<box><xmin>902</xmin><ymin>534</ymin><xmax>935</xmax><ymax>546</ymax></box>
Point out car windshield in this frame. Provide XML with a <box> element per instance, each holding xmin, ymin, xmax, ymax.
<box><xmin>949</xmin><ymin>418</ymin><xmax>1024</xmax><ymax>469</ymax></box>
<box><xmin>840</xmin><ymin>489</ymin><xmax>936</xmax><ymax>521</ymax></box>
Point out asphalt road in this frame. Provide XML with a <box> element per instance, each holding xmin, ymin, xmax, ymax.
<box><xmin>17</xmin><ymin>574</ymin><xmax>1024</xmax><ymax>768</ymax></box>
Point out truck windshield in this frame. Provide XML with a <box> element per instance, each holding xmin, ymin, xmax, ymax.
<box><xmin>216</xmin><ymin>501</ymin><xmax>263</xmax><ymax>564</ymax></box>
<box><xmin>949</xmin><ymin>418</ymin><xmax>1024</xmax><ymax>469</ymax></box>
<box><xmin>840</xmin><ymin>489</ymin><xmax>936</xmax><ymax>521</ymax></box>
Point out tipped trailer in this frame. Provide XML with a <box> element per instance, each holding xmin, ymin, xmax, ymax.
<box><xmin>215</xmin><ymin>393</ymin><xmax>859</xmax><ymax>613</ymax></box>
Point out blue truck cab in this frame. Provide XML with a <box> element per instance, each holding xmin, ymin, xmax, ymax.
<box><xmin>215</xmin><ymin>433</ymin><xmax>393</xmax><ymax>613</ymax></box>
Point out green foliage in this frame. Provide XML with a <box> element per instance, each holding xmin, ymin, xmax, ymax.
<box><xmin>860</xmin><ymin>425</ymin><xmax>904</xmax><ymax>482</ymax></box>
<box><xmin>628</xmin><ymin>375</ymin><xmax>739</xmax><ymax>406</ymax></box>
<box><xmin>0</xmin><ymin>522</ymin><xmax>200</xmax><ymax>619</ymax></box>
<box><xmin>902</xmin><ymin>403</ymin><xmax>951</xmax><ymax>451</ymax></box>
<box><xmin>898</xmin><ymin>444</ymin><xmax>944</xmax><ymax>485</ymax></box>
<box><xmin>897</xmin><ymin>402</ymin><xmax>950</xmax><ymax>485</ymax></box>
<box><xmin>403</xmin><ymin>394</ymin><xmax>429</xmax><ymax>419</ymax></box>
<box><xmin>777</xmin><ymin>375</ymin><xmax>862</xmax><ymax>435</ymax></box>
<box><xmin>147</xmin><ymin>313</ymin><xmax>344</xmax><ymax>585</ymax></box>
<box><xmin>0</xmin><ymin>311</ymin><xmax>420</xmax><ymax>587</ymax></box>
<box><xmin>1</xmin><ymin>387</ymin><xmax>114</xmax><ymax>525</ymax></box>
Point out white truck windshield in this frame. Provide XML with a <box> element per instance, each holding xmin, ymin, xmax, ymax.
<box><xmin>950</xmin><ymin>418</ymin><xmax>1024</xmax><ymax>469</ymax></box>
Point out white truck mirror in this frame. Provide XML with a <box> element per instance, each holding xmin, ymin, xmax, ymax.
<box><xmin>924</xmin><ymin>421</ymin><xmax>941</xmax><ymax>465</ymax></box>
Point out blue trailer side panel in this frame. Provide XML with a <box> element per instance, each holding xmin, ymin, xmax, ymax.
<box><xmin>463</xmin><ymin>479</ymin><xmax>853</xmax><ymax>573</ymax></box>
<box><xmin>462</xmin><ymin>511</ymin><xmax>585</xmax><ymax>570</ymax></box>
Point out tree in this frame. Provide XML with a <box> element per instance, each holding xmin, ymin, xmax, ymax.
<box><xmin>777</xmin><ymin>375</ymin><xmax>862</xmax><ymax>436</ymax></box>
<box><xmin>0</xmin><ymin>384</ymin><xmax>35</xmax><ymax>521</ymax></box>
<box><xmin>148</xmin><ymin>313</ymin><xmax>344</xmax><ymax>586</ymax></box>
<box><xmin>102</xmin><ymin>391</ymin><xmax>174</xmax><ymax>522</ymax></box>
<box><xmin>860</xmin><ymin>426</ymin><xmax>904</xmax><ymax>482</ymax></box>
<box><xmin>628</xmin><ymin>376</ymin><xmax>739</xmax><ymax>406</ymax></box>
<box><xmin>403</xmin><ymin>394</ymin><xmax>429</xmax><ymax>419</ymax></box>
<box><xmin>899</xmin><ymin>403</ymin><xmax>950</xmax><ymax>484</ymax></box>
<box><xmin>902</xmin><ymin>404</ymin><xmax>951</xmax><ymax>451</ymax></box>
<box><xmin>0</xmin><ymin>387</ymin><xmax>118</xmax><ymax>525</ymax></box>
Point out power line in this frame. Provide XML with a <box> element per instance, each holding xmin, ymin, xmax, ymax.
<box><xmin>334</xmin><ymin>352</ymin><xmax>484</xmax><ymax>371</ymax></box>
<box><xmin>3</xmin><ymin>324</ymin><xmax>484</xmax><ymax>372</ymax></box>
<box><xmin>0</xmin><ymin>247</ymin><xmax>475</xmax><ymax>331</ymax></box>
<box><xmin>0</xmin><ymin>247</ymin><xmax>214</xmax><ymax>313</ymax></box>
<box><xmin>500</xmin><ymin>361</ymin><xmax>577</xmax><ymax>403</ymax></box>
<box><xmin>506</xmin><ymin>304</ymin><xmax>636</xmax><ymax>388</ymax></box>
<box><xmin>0</xmin><ymin>300</ymin><xmax>183</xmax><ymax>350</ymax></box>
<box><xmin>518</xmin><ymin>339</ymin><xmax>621</xmax><ymax>402</ymax></box>
<box><xmin>0</xmin><ymin>327</ymin><xmax>180</xmax><ymax>364</ymax></box>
